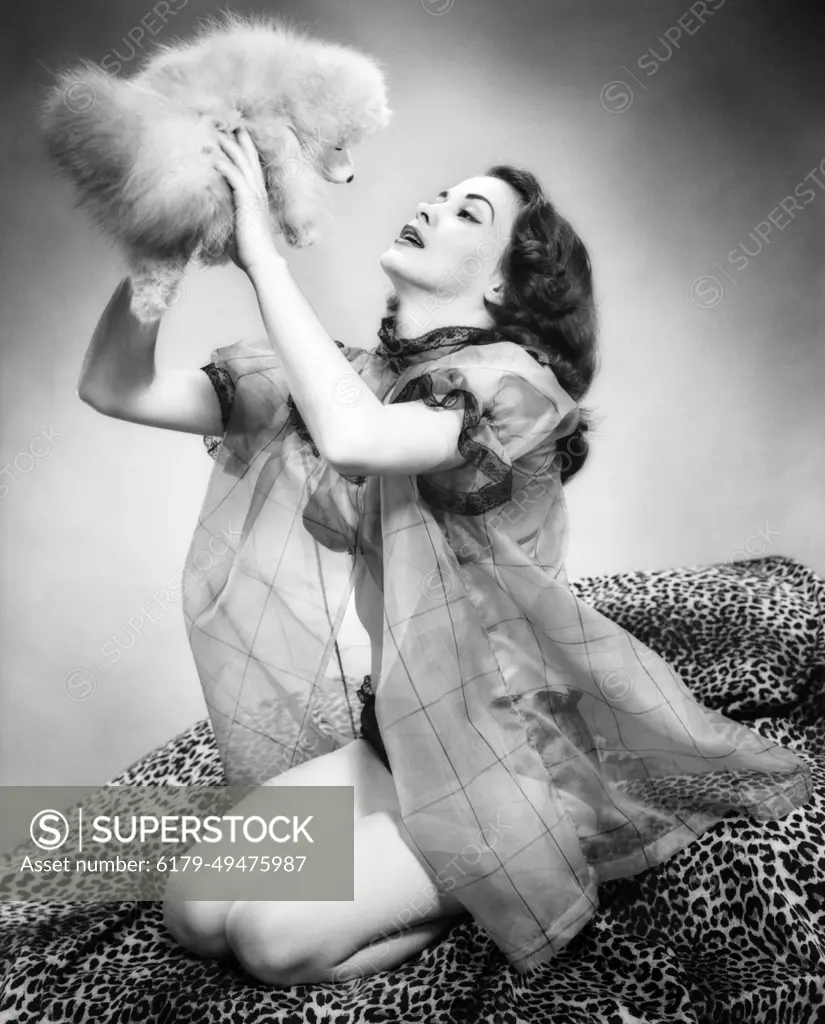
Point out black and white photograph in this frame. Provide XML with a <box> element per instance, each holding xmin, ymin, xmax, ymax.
<box><xmin>1</xmin><ymin>0</ymin><xmax>823</xmax><ymax>1020</ymax></box>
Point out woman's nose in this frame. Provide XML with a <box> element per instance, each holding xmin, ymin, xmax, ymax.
<box><xmin>415</xmin><ymin>202</ymin><xmax>431</xmax><ymax>223</ymax></box>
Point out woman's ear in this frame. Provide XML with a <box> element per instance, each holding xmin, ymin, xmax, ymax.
<box><xmin>483</xmin><ymin>273</ymin><xmax>505</xmax><ymax>307</ymax></box>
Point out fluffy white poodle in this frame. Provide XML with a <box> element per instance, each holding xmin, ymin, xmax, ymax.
<box><xmin>40</xmin><ymin>12</ymin><xmax>392</xmax><ymax>321</ymax></box>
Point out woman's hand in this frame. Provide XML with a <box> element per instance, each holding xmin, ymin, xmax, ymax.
<box><xmin>214</xmin><ymin>126</ymin><xmax>285</xmax><ymax>276</ymax></box>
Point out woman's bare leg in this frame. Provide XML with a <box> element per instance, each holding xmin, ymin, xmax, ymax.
<box><xmin>162</xmin><ymin>737</ymin><xmax>427</xmax><ymax>966</ymax></box>
<box><xmin>223</xmin><ymin>804</ymin><xmax>467</xmax><ymax>985</ymax></box>
<box><xmin>162</xmin><ymin>897</ymin><xmax>236</xmax><ymax>960</ymax></box>
<box><xmin>329</xmin><ymin>918</ymin><xmax>457</xmax><ymax>982</ymax></box>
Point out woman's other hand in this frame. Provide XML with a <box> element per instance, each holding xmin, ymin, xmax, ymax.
<box><xmin>215</xmin><ymin>126</ymin><xmax>285</xmax><ymax>276</ymax></box>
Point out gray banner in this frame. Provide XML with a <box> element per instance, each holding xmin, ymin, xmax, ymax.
<box><xmin>0</xmin><ymin>785</ymin><xmax>354</xmax><ymax>901</ymax></box>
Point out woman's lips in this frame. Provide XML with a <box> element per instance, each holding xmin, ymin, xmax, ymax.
<box><xmin>396</xmin><ymin>224</ymin><xmax>425</xmax><ymax>247</ymax></box>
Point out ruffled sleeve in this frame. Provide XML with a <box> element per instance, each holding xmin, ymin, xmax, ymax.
<box><xmin>389</xmin><ymin>341</ymin><xmax>580</xmax><ymax>515</ymax></box>
<box><xmin>200</xmin><ymin>337</ymin><xmax>369</xmax><ymax>460</ymax></box>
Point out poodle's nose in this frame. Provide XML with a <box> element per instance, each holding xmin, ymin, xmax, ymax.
<box><xmin>346</xmin><ymin>174</ymin><xmax>354</xmax><ymax>183</ymax></box>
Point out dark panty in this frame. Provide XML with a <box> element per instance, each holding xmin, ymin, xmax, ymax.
<box><xmin>356</xmin><ymin>675</ymin><xmax>391</xmax><ymax>774</ymax></box>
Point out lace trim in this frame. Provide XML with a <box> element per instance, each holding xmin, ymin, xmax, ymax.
<box><xmin>286</xmin><ymin>393</ymin><xmax>320</xmax><ymax>457</ymax></box>
<box><xmin>201</xmin><ymin>362</ymin><xmax>236</xmax><ymax>461</ymax></box>
<box><xmin>391</xmin><ymin>372</ymin><xmax>513</xmax><ymax>516</ymax></box>
<box><xmin>202</xmin><ymin>363</ymin><xmax>235</xmax><ymax>430</ymax></box>
<box><xmin>203</xmin><ymin>435</ymin><xmax>222</xmax><ymax>460</ymax></box>
<box><xmin>356</xmin><ymin>674</ymin><xmax>374</xmax><ymax>704</ymax></box>
<box><xmin>375</xmin><ymin>313</ymin><xmax>504</xmax><ymax>373</ymax></box>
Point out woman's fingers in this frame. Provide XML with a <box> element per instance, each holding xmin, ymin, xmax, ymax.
<box><xmin>214</xmin><ymin>154</ymin><xmax>246</xmax><ymax>195</ymax></box>
<box><xmin>215</xmin><ymin>132</ymin><xmax>256</xmax><ymax>195</ymax></box>
<box><xmin>215</xmin><ymin>131</ymin><xmax>245</xmax><ymax>172</ymax></box>
<box><xmin>233</xmin><ymin>127</ymin><xmax>268</xmax><ymax>195</ymax></box>
<box><xmin>213</xmin><ymin>125</ymin><xmax>282</xmax><ymax>272</ymax></box>
<box><xmin>216</xmin><ymin>129</ymin><xmax>266</xmax><ymax>197</ymax></box>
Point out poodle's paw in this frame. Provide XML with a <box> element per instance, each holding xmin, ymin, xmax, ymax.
<box><xmin>128</xmin><ymin>287</ymin><xmax>166</xmax><ymax>325</ymax></box>
<box><xmin>196</xmin><ymin>246</ymin><xmax>232</xmax><ymax>268</ymax></box>
<box><xmin>282</xmin><ymin>220</ymin><xmax>319</xmax><ymax>248</ymax></box>
<box><xmin>129</xmin><ymin>259</ymin><xmax>188</xmax><ymax>322</ymax></box>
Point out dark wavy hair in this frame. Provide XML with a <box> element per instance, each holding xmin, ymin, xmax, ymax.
<box><xmin>384</xmin><ymin>166</ymin><xmax>600</xmax><ymax>485</ymax></box>
<box><xmin>482</xmin><ymin>165</ymin><xmax>600</xmax><ymax>485</ymax></box>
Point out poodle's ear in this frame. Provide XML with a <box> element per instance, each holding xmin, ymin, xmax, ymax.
<box><xmin>362</xmin><ymin>101</ymin><xmax>393</xmax><ymax>134</ymax></box>
<box><xmin>321</xmin><ymin>46</ymin><xmax>392</xmax><ymax>143</ymax></box>
<box><xmin>268</xmin><ymin>120</ymin><xmax>311</xmax><ymax>164</ymax></box>
<box><xmin>337</xmin><ymin>102</ymin><xmax>392</xmax><ymax>148</ymax></box>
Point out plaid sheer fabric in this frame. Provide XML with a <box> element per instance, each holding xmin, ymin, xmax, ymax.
<box><xmin>183</xmin><ymin>315</ymin><xmax>813</xmax><ymax>974</ymax></box>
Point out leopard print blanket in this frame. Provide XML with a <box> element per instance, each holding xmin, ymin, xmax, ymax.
<box><xmin>1</xmin><ymin>554</ymin><xmax>823</xmax><ymax>1023</ymax></box>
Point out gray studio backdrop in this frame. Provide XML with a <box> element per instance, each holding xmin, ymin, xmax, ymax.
<box><xmin>1</xmin><ymin>0</ymin><xmax>822</xmax><ymax>784</ymax></box>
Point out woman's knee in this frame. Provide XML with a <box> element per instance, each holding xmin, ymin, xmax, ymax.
<box><xmin>162</xmin><ymin>896</ymin><xmax>234</xmax><ymax>960</ymax></box>
<box><xmin>225</xmin><ymin>901</ymin><xmax>331</xmax><ymax>986</ymax></box>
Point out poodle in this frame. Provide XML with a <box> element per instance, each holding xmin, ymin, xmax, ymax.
<box><xmin>39</xmin><ymin>11</ymin><xmax>392</xmax><ymax>322</ymax></box>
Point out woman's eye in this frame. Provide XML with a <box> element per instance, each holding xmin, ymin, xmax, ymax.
<box><xmin>459</xmin><ymin>209</ymin><xmax>478</xmax><ymax>222</ymax></box>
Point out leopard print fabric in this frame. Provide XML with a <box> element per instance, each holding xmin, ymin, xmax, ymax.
<box><xmin>1</xmin><ymin>554</ymin><xmax>822</xmax><ymax>1023</ymax></box>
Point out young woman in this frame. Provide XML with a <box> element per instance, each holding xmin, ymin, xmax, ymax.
<box><xmin>78</xmin><ymin>127</ymin><xmax>812</xmax><ymax>987</ymax></box>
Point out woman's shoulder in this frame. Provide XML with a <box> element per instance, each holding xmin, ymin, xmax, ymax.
<box><xmin>433</xmin><ymin>338</ymin><xmax>563</xmax><ymax>383</ymax></box>
<box><xmin>212</xmin><ymin>336</ymin><xmax>368</xmax><ymax>371</ymax></box>
<box><xmin>420</xmin><ymin>340</ymin><xmax>580</xmax><ymax>436</ymax></box>
<box><xmin>209</xmin><ymin>336</ymin><xmax>391</xmax><ymax>402</ymax></box>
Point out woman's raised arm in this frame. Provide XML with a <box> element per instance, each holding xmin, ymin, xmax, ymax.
<box><xmin>77</xmin><ymin>277</ymin><xmax>225</xmax><ymax>437</ymax></box>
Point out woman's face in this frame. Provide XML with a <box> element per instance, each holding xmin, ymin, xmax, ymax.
<box><xmin>379</xmin><ymin>175</ymin><xmax>521</xmax><ymax>322</ymax></box>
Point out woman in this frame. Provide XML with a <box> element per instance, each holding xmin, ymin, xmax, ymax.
<box><xmin>78</xmin><ymin>127</ymin><xmax>812</xmax><ymax>987</ymax></box>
